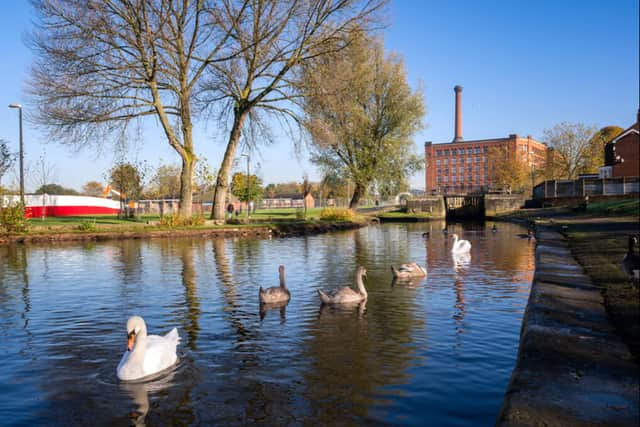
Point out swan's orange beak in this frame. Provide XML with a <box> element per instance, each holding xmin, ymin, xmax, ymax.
<box><xmin>127</xmin><ymin>331</ymin><xmax>135</xmax><ymax>351</ymax></box>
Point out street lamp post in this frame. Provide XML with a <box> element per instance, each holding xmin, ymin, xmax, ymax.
<box><xmin>8</xmin><ymin>103</ymin><xmax>25</xmax><ymax>207</ymax></box>
<box><xmin>241</xmin><ymin>153</ymin><xmax>250</xmax><ymax>218</ymax></box>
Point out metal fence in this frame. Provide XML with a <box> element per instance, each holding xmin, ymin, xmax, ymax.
<box><xmin>533</xmin><ymin>176</ymin><xmax>640</xmax><ymax>199</ymax></box>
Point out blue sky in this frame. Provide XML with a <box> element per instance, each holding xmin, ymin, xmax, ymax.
<box><xmin>0</xmin><ymin>0</ymin><xmax>638</xmax><ymax>192</ymax></box>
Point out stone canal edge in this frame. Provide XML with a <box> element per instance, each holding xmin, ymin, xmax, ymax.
<box><xmin>497</xmin><ymin>226</ymin><xmax>639</xmax><ymax>426</ymax></box>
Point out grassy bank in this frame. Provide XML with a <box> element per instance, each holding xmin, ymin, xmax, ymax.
<box><xmin>564</xmin><ymin>225</ymin><xmax>639</xmax><ymax>361</ymax></box>
<box><xmin>377</xmin><ymin>209</ymin><xmax>440</xmax><ymax>221</ymax></box>
<box><xmin>0</xmin><ymin>207</ymin><xmax>367</xmax><ymax>243</ymax></box>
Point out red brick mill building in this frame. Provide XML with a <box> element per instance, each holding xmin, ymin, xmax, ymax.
<box><xmin>425</xmin><ymin>86</ymin><xmax>548</xmax><ymax>194</ymax></box>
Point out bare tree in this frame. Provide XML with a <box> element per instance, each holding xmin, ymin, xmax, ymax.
<box><xmin>203</xmin><ymin>0</ymin><xmax>385</xmax><ymax>220</ymax></box>
<box><xmin>0</xmin><ymin>139</ymin><xmax>15</xmax><ymax>191</ymax></box>
<box><xmin>32</xmin><ymin>152</ymin><xmax>57</xmax><ymax>219</ymax></box>
<box><xmin>28</xmin><ymin>0</ymin><xmax>243</xmax><ymax>217</ymax></box>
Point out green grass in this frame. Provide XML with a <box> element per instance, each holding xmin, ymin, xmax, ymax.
<box><xmin>377</xmin><ymin>209</ymin><xmax>435</xmax><ymax>219</ymax></box>
<box><xmin>27</xmin><ymin>214</ymin><xmax>159</xmax><ymax>227</ymax></box>
<box><xmin>251</xmin><ymin>207</ymin><xmax>324</xmax><ymax>220</ymax></box>
<box><xmin>586</xmin><ymin>198</ymin><xmax>640</xmax><ymax>216</ymax></box>
<box><xmin>563</xmin><ymin>224</ymin><xmax>640</xmax><ymax>361</ymax></box>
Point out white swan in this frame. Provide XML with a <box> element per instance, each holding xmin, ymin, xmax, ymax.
<box><xmin>451</xmin><ymin>233</ymin><xmax>471</xmax><ymax>254</ymax></box>
<box><xmin>259</xmin><ymin>265</ymin><xmax>291</xmax><ymax>304</ymax></box>
<box><xmin>318</xmin><ymin>266</ymin><xmax>368</xmax><ymax>304</ymax></box>
<box><xmin>117</xmin><ymin>316</ymin><xmax>180</xmax><ymax>381</ymax></box>
<box><xmin>391</xmin><ymin>262</ymin><xmax>427</xmax><ymax>279</ymax></box>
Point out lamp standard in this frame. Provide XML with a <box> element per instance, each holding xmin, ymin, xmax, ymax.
<box><xmin>8</xmin><ymin>103</ymin><xmax>25</xmax><ymax>206</ymax></box>
<box><xmin>241</xmin><ymin>153</ymin><xmax>250</xmax><ymax>218</ymax></box>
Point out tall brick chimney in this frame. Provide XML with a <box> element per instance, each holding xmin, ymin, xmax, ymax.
<box><xmin>453</xmin><ymin>85</ymin><xmax>463</xmax><ymax>142</ymax></box>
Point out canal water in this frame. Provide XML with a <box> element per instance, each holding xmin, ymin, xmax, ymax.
<box><xmin>0</xmin><ymin>221</ymin><xmax>534</xmax><ymax>426</ymax></box>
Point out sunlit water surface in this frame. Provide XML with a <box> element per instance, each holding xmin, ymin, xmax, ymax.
<box><xmin>0</xmin><ymin>221</ymin><xmax>534</xmax><ymax>426</ymax></box>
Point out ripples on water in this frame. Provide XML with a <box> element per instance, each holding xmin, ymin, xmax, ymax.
<box><xmin>0</xmin><ymin>221</ymin><xmax>534</xmax><ymax>426</ymax></box>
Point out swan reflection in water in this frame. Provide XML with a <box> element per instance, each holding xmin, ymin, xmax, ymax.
<box><xmin>391</xmin><ymin>275</ymin><xmax>425</xmax><ymax>289</ymax></box>
<box><xmin>319</xmin><ymin>299</ymin><xmax>367</xmax><ymax>319</ymax></box>
<box><xmin>259</xmin><ymin>300</ymin><xmax>288</xmax><ymax>322</ymax></box>
<box><xmin>119</xmin><ymin>369</ymin><xmax>177</xmax><ymax>426</ymax></box>
<box><xmin>452</xmin><ymin>251</ymin><xmax>471</xmax><ymax>272</ymax></box>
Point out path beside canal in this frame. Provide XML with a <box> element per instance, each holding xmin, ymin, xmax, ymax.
<box><xmin>497</xmin><ymin>225</ymin><xmax>639</xmax><ymax>426</ymax></box>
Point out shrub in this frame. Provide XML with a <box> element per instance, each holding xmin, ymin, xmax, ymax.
<box><xmin>319</xmin><ymin>207</ymin><xmax>354</xmax><ymax>221</ymax></box>
<box><xmin>77</xmin><ymin>218</ymin><xmax>97</xmax><ymax>231</ymax></box>
<box><xmin>159</xmin><ymin>214</ymin><xmax>183</xmax><ymax>227</ymax></box>
<box><xmin>159</xmin><ymin>214</ymin><xmax>206</xmax><ymax>227</ymax></box>
<box><xmin>0</xmin><ymin>202</ymin><xmax>28</xmax><ymax>233</ymax></box>
<box><xmin>187</xmin><ymin>214</ymin><xmax>205</xmax><ymax>226</ymax></box>
<box><xmin>296</xmin><ymin>208</ymin><xmax>305</xmax><ymax>220</ymax></box>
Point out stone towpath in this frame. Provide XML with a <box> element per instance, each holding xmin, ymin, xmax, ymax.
<box><xmin>497</xmin><ymin>227</ymin><xmax>639</xmax><ymax>426</ymax></box>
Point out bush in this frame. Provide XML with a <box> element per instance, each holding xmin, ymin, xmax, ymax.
<box><xmin>188</xmin><ymin>214</ymin><xmax>205</xmax><ymax>226</ymax></box>
<box><xmin>159</xmin><ymin>214</ymin><xmax>206</xmax><ymax>227</ymax></box>
<box><xmin>77</xmin><ymin>218</ymin><xmax>97</xmax><ymax>231</ymax></box>
<box><xmin>160</xmin><ymin>214</ymin><xmax>183</xmax><ymax>227</ymax></box>
<box><xmin>296</xmin><ymin>208</ymin><xmax>305</xmax><ymax>220</ymax></box>
<box><xmin>319</xmin><ymin>207</ymin><xmax>354</xmax><ymax>221</ymax></box>
<box><xmin>0</xmin><ymin>202</ymin><xmax>28</xmax><ymax>233</ymax></box>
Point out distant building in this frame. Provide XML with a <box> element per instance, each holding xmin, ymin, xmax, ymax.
<box><xmin>260</xmin><ymin>193</ymin><xmax>315</xmax><ymax>209</ymax></box>
<box><xmin>424</xmin><ymin>86</ymin><xmax>547</xmax><ymax>194</ymax></box>
<box><xmin>602</xmin><ymin>119</ymin><xmax>639</xmax><ymax>178</ymax></box>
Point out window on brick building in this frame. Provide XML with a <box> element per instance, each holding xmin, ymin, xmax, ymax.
<box><xmin>444</xmin><ymin>176</ymin><xmax>448</xmax><ymax>183</ymax></box>
<box><xmin>444</xmin><ymin>149</ymin><xmax>450</xmax><ymax>156</ymax></box>
<box><xmin>436</xmin><ymin>159</ymin><xmax>441</xmax><ymax>166</ymax></box>
<box><xmin>459</xmin><ymin>167</ymin><xmax>464</xmax><ymax>174</ymax></box>
<box><xmin>443</xmin><ymin>159</ymin><xmax>448</xmax><ymax>165</ymax></box>
<box><xmin>466</xmin><ymin>148</ymin><xmax>472</xmax><ymax>154</ymax></box>
<box><xmin>451</xmin><ymin>158</ymin><xmax>457</xmax><ymax>165</ymax></box>
<box><xmin>474</xmin><ymin>147</ymin><xmax>481</xmax><ymax>154</ymax></box>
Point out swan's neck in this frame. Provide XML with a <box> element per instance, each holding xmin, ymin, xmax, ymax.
<box><xmin>356</xmin><ymin>271</ymin><xmax>367</xmax><ymax>297</ymax></box>
<box><xmin>279</xmin><ymin>269</ymin><xmax>286</xmax><ymax>288</ymax></box>
<box><xmin>130</xmin><ymin>330</ymin><xmax>148</xmax><ymax>361</ymax></box>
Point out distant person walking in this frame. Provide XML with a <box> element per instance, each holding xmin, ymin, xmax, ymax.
<box><xmin>226</xmin><ymin>202</ymin><xmax>234</xmax><ymax>220</ymax></box>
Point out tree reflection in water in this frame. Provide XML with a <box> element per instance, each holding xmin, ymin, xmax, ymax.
<box><xmin>178</xmin><ymin>242</ymin><xmax>200</xmax><ymax>351</ymax></box>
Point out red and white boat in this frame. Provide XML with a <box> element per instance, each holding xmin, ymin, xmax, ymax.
<box><xmin>3</xmin><ymin>194</ymin><xmax>123</xmax><ymax>218</ymax></box>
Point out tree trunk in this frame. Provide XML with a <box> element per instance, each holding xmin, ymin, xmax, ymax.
<box><xmin>178</xmin><ymin>95</ymin><xmax>195</xmax><ymax>218</ymax></box>
<box><xmin>349</xmin><ymin>182</ymin><xmax>365</xmax><ymax>210</ymax></box>
<box><xmin>179</xmin><ymin>155</ymin><xmax>194</xmax><ymax>217</ymax></box>
<box><xmin>211</xmin><ymin>110</ymin><xmax>247</xmax><ymax>220</ymax></box>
